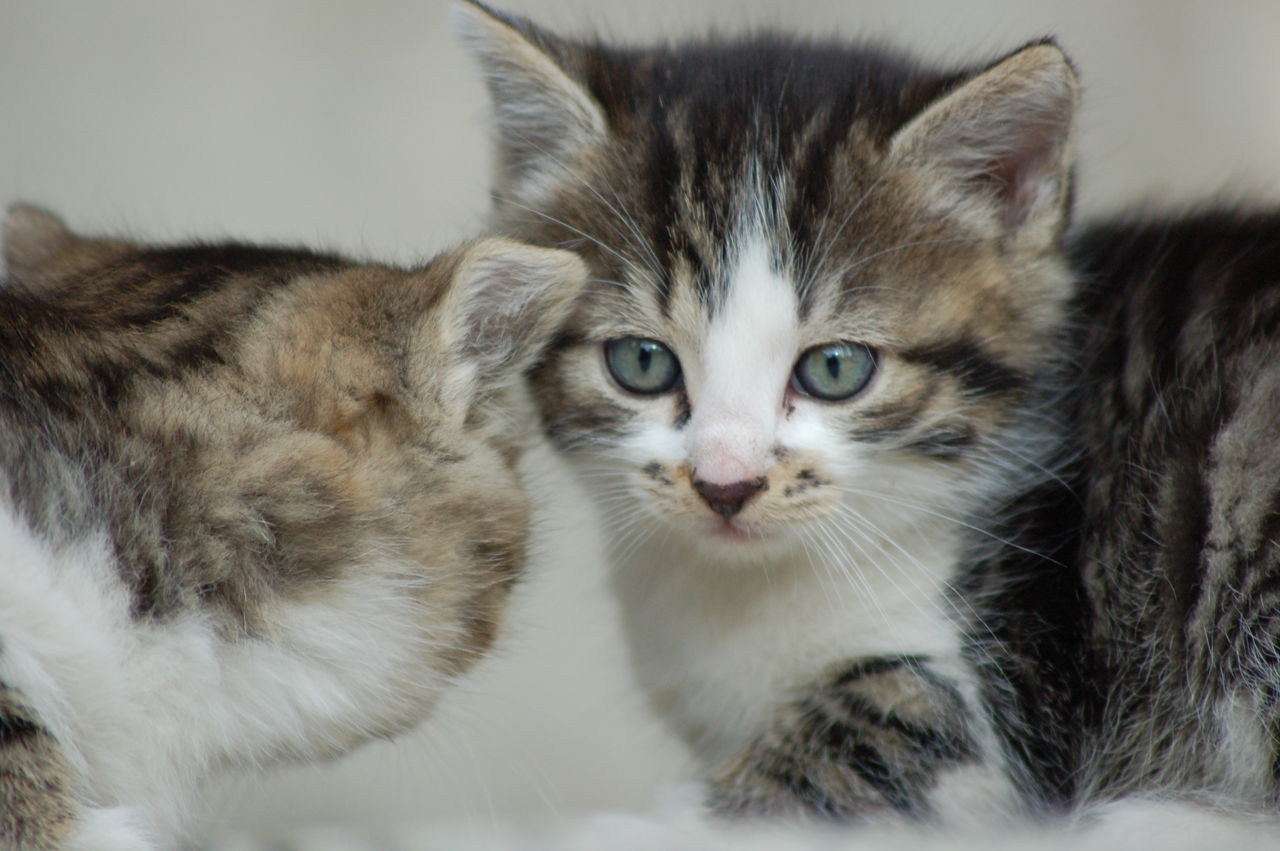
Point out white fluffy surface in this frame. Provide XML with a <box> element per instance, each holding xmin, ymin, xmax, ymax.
<box><xmin>208</xmin><ymin>794</ymin><xmax>1280</xmax><ymax>850</ymax></box>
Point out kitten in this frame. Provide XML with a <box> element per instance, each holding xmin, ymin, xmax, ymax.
<box><xmin>0</xmin><ymin>205</ymin><xmax>585</xmax><ymax>849</ymax></box>
<box><xmin>458</xmin><ymin>0</ymin><xmax>1074</xmax><ymax>823</ymax></box>
<box><xmin>458</xmin><ymin>0</ymin><xmax>1280</xmax><ymax>826</ymax></box>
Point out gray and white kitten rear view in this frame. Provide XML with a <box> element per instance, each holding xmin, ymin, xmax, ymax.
<box><xmin>0</xmin><ymin>206</ymin><xmax>585</xmax><ymax>849</ymax></box>
<box><xmin>459</xmin><ymin>0</ymin><xmax>1280</xmax><ymax>825</ymax></box>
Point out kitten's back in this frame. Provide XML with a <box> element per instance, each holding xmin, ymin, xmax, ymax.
<box><xmin>0</xmin><ymin>207</ymin><xmax>586</xmax><ymax>846</ymax></box>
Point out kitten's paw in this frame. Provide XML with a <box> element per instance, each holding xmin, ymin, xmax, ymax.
<box><xmin>707</xmin><ymin>746</ymin><xmax>879</xmax><ymax>821</ymax></box>
<box><xmin>65</xmin><ymin>807</ymin><xmax>158</xmax><ymax>851</ymax></box>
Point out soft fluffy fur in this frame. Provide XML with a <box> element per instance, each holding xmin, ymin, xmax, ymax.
<box><xmin>459</xmin><ymin>0</ymin><xmax>1280</xmax><ymax>827</ymax></box>
<box><xmin>0</xmin><ymin>206</ymin><xmax>584</xmax><ymax>848</ymax></box>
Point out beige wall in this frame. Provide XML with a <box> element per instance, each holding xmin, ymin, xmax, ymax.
<box><xmin>2</xmin><ymin>1</ymin><xmax>1279</xmax><ymax>843</ymax></box>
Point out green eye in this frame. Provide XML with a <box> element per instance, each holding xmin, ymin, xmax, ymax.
<box><xmin>604</xmin><ymin>337</ymin><xmax>681</xmax><ymax>395</ymax></box>
<box><xmin>792</xmin><ymin>342</ymin><xmax>876</xmax><ymax>401</ymax></box>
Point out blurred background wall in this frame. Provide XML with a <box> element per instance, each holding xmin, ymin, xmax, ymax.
<box><xmin>2</xmin><ymin>1</ymin><xmax>1279</xmax><ymax>844</ymax></box>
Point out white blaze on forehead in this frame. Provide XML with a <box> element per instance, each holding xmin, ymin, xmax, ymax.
<box><xmin>686</xmin><ymin>237</ymin><xmax>798</xmax><ymax>485</ymax></box>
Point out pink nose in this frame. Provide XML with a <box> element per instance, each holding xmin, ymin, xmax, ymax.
<box><xmin>692</xmin><ymin>477</ymin><xmax>767</xmax><ymax>519</ymax></box>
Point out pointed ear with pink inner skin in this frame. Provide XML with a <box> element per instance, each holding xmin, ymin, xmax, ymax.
<box><xmin>889</xmin><ymin>42</ymin><xmax>1079</xmax><ymax>243</ymax></box>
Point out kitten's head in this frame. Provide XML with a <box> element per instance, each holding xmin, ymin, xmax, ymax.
<box><xmin>460</xmin><ymin>4</ymin><xmax>1077</xmax><ymax>562</ymax></box>
<box><xmin>3</xmin><ymin>205</ymin><xmax>585</xmax><ymax>671</ymax></box>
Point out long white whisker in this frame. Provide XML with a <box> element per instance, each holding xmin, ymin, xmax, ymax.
<box><xmin>830</xmin><ymin>483</ymin><xmax>1063</xmax><ymax>566</ymax></box>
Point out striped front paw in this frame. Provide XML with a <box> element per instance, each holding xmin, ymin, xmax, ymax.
<box><xmin>707</xmin><ymin>656</ymin><xmax>980</xmax><ymax>821</ymax></box>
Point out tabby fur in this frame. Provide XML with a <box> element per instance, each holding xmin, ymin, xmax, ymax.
<box><xmin>0</xmin><ymin>205</ymin><xmax>585</xmax><ymax>848</ymax></box>
<box><xmin>459</xmin><ymin>0</ymin><xmax>1280</xmax><ymax>826</ymax></box>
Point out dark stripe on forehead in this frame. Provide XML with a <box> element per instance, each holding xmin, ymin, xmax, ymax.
<box><xmin>788</xmin><ymin>107</ymin><xmax>858</xmax><ymax>275</ymax></box>
<box><xmin>695</xmin><ymin>259</ymin><xmax>721</xmax><ymax>314</ymax></box>
<box><xmin>901</xmin><ymin>341</ymin><xmax>1029</xmax><ymax>397</ymax></box>
<box><xmin>662</xmin><ymin>227</ymin><xmax>714</xmax><ymax>316</ymax></box>
<box><xmin>647</xmin><ymin>117</ymin><xmax>682</xmax><ymax>316</ymax></box>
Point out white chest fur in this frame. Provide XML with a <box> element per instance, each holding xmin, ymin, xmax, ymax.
<box><xmin>0</xmin><ymin>504</ymin><xmax>451</xmax><ymax>845</ymax></box>
<box><xmin>608</xmin><ymin>510</ymin><xmax>965</xmax><ymax>765</ymax></box>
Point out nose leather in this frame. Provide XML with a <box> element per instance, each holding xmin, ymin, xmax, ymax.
<box><xmin>693</xmin><ymin>477</ymin><xmax>767</xmax><ymax>519</ymax></box>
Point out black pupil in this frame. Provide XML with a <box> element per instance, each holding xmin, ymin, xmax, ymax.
<box><xmin>825</xmin><ymin>351</ymin><xmax>841</xmax><ymax>380</ymax></box>
<box><xmin>638</xmin><ymin>344</ymin><xmax>653</xmax><ymax>372</ymax></box>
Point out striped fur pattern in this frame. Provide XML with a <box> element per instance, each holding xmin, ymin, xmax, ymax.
<box><xmin>961</xmin><ymin>209</ymin><xmax>1280</xmax><ymax>815</ymax></box>
<box><xmin>0</xmin><ymin>206</ymin><xmax>585</xmax><ymax>848</ymax></box>
<box><xmin>707</xmin><ymin>656</ymin><xmax>979</xmax><ymax>820</ymax></box>
<box><xmin>460</xmin><ymin>1</ymin><xmax>1075</xmax><ymax>824</ymax></box>
<box><xmin>460</xmin><ymin>1</ymin><xmax>1280</xmax><ymax>826</ymax></box>
<box><xmin>1069</xmin><ymin>211</ymin><xmax>1280</xmax><ymax>803</ymax></box>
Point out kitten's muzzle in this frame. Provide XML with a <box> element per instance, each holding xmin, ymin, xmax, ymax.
<box><xmin>692</xmin><ymin>477</ymin><xmax>768</xmax><ymax>519</ymax></box>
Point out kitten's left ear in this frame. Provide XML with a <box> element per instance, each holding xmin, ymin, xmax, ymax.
<box><xmin>888</xmin><ymin>41</ymin><xmax>1078</xmax><ymax>243</ymax></box>
<box><xmin>4</xmin><ymin>204</ymin><xmax>75</xmax><ymax>281</ymax></box>
<box><xmin>454</xmin><ymin>1</ymin><xmax>608</xmax><ymax>201</ymax></box>
<box><xmin>441</xmin><ymin>237</ymin><xmax>587</xmax><ymax>378</ymax></box>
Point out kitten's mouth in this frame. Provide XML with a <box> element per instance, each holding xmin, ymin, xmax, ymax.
<box><xmin>711</xmin><ymin>518</ymin><xmax>756</xmax><ymax>542</ymax></box>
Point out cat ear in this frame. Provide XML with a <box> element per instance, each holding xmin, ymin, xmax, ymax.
<box><xmin>4</xmin><ymin>204</ymin><xmax>75</xmax><ymax>281</ymax></box>
<box><xmin>441</xmin><ymin>237</ymin><xmax>587</xmax><ymax>379</ymax></box>
<box><xmin>888</xmin><ymin>41</ymin><xmax>1078</xmax><ymax>242</ymax></box>
<box><xmin>454</xmin><ymin>1</ymin><xmax>607</xmax><ymax>200</ymax></box>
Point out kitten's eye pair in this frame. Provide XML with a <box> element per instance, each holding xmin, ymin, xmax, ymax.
<box><xmin>603</xmin><ymin>338</ymin><xmax>875</xmax><ymax>401</ymax></box>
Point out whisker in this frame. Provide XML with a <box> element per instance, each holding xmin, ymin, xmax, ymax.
<box><xmin>830</xmin><ymin>483</ymin><xmax>1063</xmax><ymax>566</ymax></box>
<box><xmin>494</xmin><ymin>194</ymin><xmax>660</xmax><ymax>290</ymax></box>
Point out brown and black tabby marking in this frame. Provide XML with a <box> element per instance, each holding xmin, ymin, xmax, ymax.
<box><xmin>1069</xmin><ymin>210</ymin><xmax>1280</xmax><ymax>800</ymax></box>
<box><xmin>460</xmin><ymin>0</ymin><xmax>1280</xmax><ymax>827</ymax></box>
<box><xmin>965</xmin><ymin>209</ymin><xmax>1280</xmax><ymax>813</ymax></box>
<box><xmin>0</xmin><ymin>205</ymin><xmax>584</xmax><ymax>847</ymax></box>
<box><xmin>709</xmin><ymin>656</ymin><xmax>977</xmax><ymax>819</ymax></box>
<box><xmin>461</xmin><ymin>0</ymin><xmax>1076</xmax><ymax>825</ymax></box>
<box><xmin>0</xmin><ymin>680</ymin><xmax>78</xmax><ymax>849</ymax></box>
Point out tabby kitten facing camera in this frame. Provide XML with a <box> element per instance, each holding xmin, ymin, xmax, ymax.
<box><xmin>460</xmin><ymin>0</ymin><xmax>1280</xmax><ymax>826</ymax></box>
<box><xmin>0</xmin><ymin>206</ymin><xmax>584</xmax><ymax>849</ymax></box>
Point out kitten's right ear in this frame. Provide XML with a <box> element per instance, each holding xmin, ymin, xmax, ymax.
<box><xmin>454</xmin><ymin>1</ymin><xmax>607</xmax><ymax>200</ymax></box>
<box><xmin>4</xmin><ymin>204</ymin><xmax>74</xmax><ymax>281</ymax></box>
<box><xmin>888</xmin><ymin>41</ymin><xmax>1078</xmax><ymax>245</ymax></box>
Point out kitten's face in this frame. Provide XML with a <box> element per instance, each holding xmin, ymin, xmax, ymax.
<box><xmin>529</xmin><ymin>171</ymin><xmax>1050</xmax><ymax>562</ymax></box>
<box><xmin>462</xmin><ymin>5</ymin><xmax>1078</xmax><ymax>562</ymax></box>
